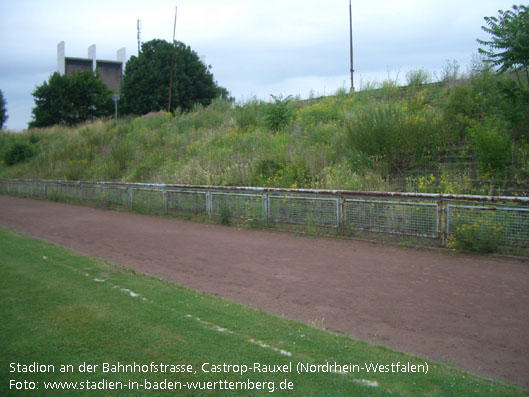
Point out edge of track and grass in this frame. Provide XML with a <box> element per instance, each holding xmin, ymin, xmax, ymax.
<box><xmin>0</xmin><ymin>227</ymin><xmax>525</xmax><ymax>396</ymax></box>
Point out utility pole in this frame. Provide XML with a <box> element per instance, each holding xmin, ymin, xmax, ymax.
<box><xmin>137</xmin><ymin>20</ymin><xmax>142</xmax><ymax>55</ymax></box>
<box><xmin>168</xmin><ymin>6</ymin><xmax>177</xmax><ymax>112</ymax></box>
<box><xmin>349</xmin><ymin>0</ymin><xmax>355</xmax><ymax>92</ymax></box>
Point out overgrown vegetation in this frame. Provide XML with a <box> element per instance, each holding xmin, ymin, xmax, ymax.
<box><xmin>1</xmin><ymin>64</ymin><xmax>527</xmax><ymax>196</ymax></box>
<box><xmin>447</xmin><ymin>216</ymin><xmax>505</xmax><ymax>253</ymax></box>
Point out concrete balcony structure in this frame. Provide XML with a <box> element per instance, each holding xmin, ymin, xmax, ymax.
<box><xmin>57</xmin><ymin>41</ymin><xmax>126</xmax><ymax>93</ymax></box>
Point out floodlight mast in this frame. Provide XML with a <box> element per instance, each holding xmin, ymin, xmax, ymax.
<box><xmin>168</xmin><ymin>6</ymin><xmax>178</xmax><ymax>112</ymax></box>
<box><xmin>137</xmin><ymin>20</ymin><xmax>142</xmax><ymax>55</ymax></box>
<box><xmin>349</xmin><ymin>0</ymin><xmax>355</xmax><ymax>92</ymax></box>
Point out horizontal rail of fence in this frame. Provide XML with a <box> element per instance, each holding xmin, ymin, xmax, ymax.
<box><xmin>1</xmin><ymin>179</ymin><xmax>528</xmax><ymax>249</ymax></box>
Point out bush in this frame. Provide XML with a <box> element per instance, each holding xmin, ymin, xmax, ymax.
<box><xmin>219</xmin><ymin>205</ymin><xmax>231</xmax><ymax>225</ymax></box>
<box><xmin>346</xmin><ymin>103</ymin><xmax>440</xmax><ymax>175</ymax></box>
<box><xmin>447</xmin><ymin>215</ymin><xmax>504</xmax><ymax>253</ymax></box>
<box><xmin>406</xmin><ymin>69</ymin><xmax>431</xmax><ymax>86</ymax></box>
<box><xmin>251</xmin><ymin>159</ymin><xmax>283</xmax><ymax>186</ymax></box>
<box><xmin>443</xmin><ymin>86</ymin><xmax>474</xmax><ymax>139</ymax></box>
<box><xmin>249</xmin><ymin>158</ymin><xmax>313</xmax><ymax>188</ymax></box>
<box><xmin>4</xmin><ymin>143</ymin><xmax>34</xmax><ymax>166</ymax></box>
<box><xmin>263</xmin><ymin>95</ymin><xmax>294</xmax><ymax>133</ymax></box>
<box><xmin>469</xmin><ymin>119</ymin><xmax>511</xmax><ymax>173</ymax></box>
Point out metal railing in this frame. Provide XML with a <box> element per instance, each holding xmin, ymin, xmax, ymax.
<box><xmin>1</xmin><ymin>179</ymin><xmax>528</xmax><ymax>249</ymax></box>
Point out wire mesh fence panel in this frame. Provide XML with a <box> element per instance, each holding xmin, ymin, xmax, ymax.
<box><xmin>448</xmin><ymin>205</ymin><xmax>529</xmax><ymax>247</ymax></box>
<box><xmin>211</xmin><ymin>192</ymin><xmax>264</xmax><ymax>220</ymax></box>
<box><xmin>132</xmin><ymin>189</ymin><xmax>165</xmax><ymax>214</ymax></box>
<box><xmin>345</xmin><ymin>199</ymin><xmax>438</xmax><ymax>237</ymax></box>
<box><xmin>26</xmin><ymin>181</ymin><xmax>45</xmax><ymax>199</ymax></box>
<box><xmin>79</xmin><ymin>185</ymin><xmax>106</xmax><ymax>205</ymax></box>
<box><xmin>4</xmin><ymin>180</ymin><xmax>19</xmax><ymax>195</ymax></box>
<box><xmin>0</xmin><ymin>180</ymin><xmax>8</xmax><ymax>194</ymax></box>
<box><xmin>14</xmin><ymin>180</ymin><xmax>33</xmax><ymax>197</ymax></box>
<box><xmin>211</xmin><ymin>192</ymin><xmax>263</xmax><ymax>219</ymax></box>
<box><xmin>46</xmin><ymin>183</ymin><xmax>63</xmax><ymax>200</ymax></box>
<box><xmin>2</xmin><ymin>179</ymin><xmax>529</xmax><ymax>251</ymax></box>
<box><xmin>269</xmin><ymin>195</ymin><xmax>339</xmax><ymax>227</ymax></box>
<box><xmin>37</xmin><ymin>182</ymin><xmax>48</xmax><ymax>198</ymax></box>
<box><xmin>103</xmin><ymin>186</ymin><xmax>130</xmax><ymax>207</ymax></box>
<box><xmin>61</xmin><ymin>184</ymin><xmax>81</xmax><ymax>201</ymax></box>
<box><xmin>167</xmin><ymin>190</ymin><xmax>207</xmax><ymax>214</ymax></box>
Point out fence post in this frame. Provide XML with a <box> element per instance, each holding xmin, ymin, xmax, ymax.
<box><xmin>439</xmin><ymin>199</ymin><xmax>447</xmax><ymax>246</ymax></box>
<box><xmin>129</xmin><ymin>188</ymin><xmax>134</xmax><ymax>210</ymax></box>
<box><xmin>206</xmin><ymin>191</ymin><xmax>212</xmax><ymax>216</ymax></box>
<box><xmin>266</xmin><ymin>193</ymin><xmax>271</xmax><ymax>220</ymax></box>
<box><xmin>262</xmin><ymin>193</ymin><xmax>268</xmax><ymax>222</ymax></box>
<box><xmin>339</xmin><ymin>196</ymin><xmax>346</xmax><ymax>234</ymax></box>
<box><xmin>163</xmin><ymin>190</ymin><xmax>168</xmax><ymax>215</ymax></box>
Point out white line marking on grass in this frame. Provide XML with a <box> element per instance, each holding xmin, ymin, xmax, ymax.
<box><xmin>355</xmin><ymin>379</ymin><xmax>378</xmax><ymax>387</ymax></box>
<box><xmin>332</xmin><ymin>371</ymin><xmax>379</xmax><ymax>387</ymax></box>
<box><xmin>248</xmin><ymin>338</ymin><xmax>292</xmax><ymax>357</ymax></box>
<box><xmin>112</xmin><ymin>285</ymin><xmax>147</xmax><ymax>301</ymax></box>
<box><xmin>185</xmin><ymin>314</ymin><xmax>293</xmax><ymax>357</ymax></box>
<box><xmin>85</xmin><ymin>276</ymin><xmax>380</xmax><ymax>390</ymax></box>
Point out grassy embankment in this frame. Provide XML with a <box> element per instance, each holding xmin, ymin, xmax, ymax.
<box><xmin>0</xmin><ymin>67</ymin><xmax>528</xmax><ymax>196</ymax></box>
<box><xmin>0</xmin><ymin>227</ymin><xmax>526</xmax><ymax>396</ymax></box>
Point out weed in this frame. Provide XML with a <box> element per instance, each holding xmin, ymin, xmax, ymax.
<box><xmin>469</xmin><ymin>118</ymin><xmax>512</xmax><ymax>173</ymax></box>
<box><xmin>219</xmin><ymin>205</ymin><xmax>231</xmax><ymax>225</ymax></box>
<box><xmin>48</xmin><ymin>191</ymin><xmax>60</xmax><ymax>202</ymax></box>
<box><xmin>447</xmin><ymin>216</ymin><xmax>504</xmax><ymax>253</ymax></box>
<box><xmin>406</xmin><ymin>69</ymin><xmax>431</xmax><ymax>86</ymax></box>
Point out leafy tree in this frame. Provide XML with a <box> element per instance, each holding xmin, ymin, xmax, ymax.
<box><xmin>29</xmin><ymin>71</ymin><xmax>113</xmax><ymax>128</ymax></box>
<box><xmin>121</xmin><ymin>39</ymin><xmax>228</xmax><ymax>115</ymax></box>
<box><xmin>477</xmin><ymin>4</ymin><xmax>529</xmax><ymax>83</ymax></box>
<box><xmin>0</xmin><ymin>89</ymin><xmax>7</xmax><ymax>129</ymax></box>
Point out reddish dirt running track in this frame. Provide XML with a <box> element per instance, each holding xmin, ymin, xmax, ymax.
<box><xmin>1</xmin><ymin>195</ymin><xmax>528</xmax><ymax>388</ymax></box>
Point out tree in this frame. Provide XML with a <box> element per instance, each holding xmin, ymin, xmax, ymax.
<box><xmin>0</xmin><ymin>89</ymin><xmax>7</xmax><ymax>129</ymax></box>
<box><xmin>477</xmin><ymin>4</ymin><xmax>529</xmax><ymax>82</ymax></box>
<box><xmin>29</xmin><ymin>71</ymin><xmax>113</xmax><ymax>128</ymax></box>
<box><xmin>121</xmin><ymin>39</ymin><xmax>228</xmax><ymax>115</ymax></box>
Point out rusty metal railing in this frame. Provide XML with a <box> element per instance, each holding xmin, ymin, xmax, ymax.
<box><xmin>1</xmin><ymin>179</ymin><xmax>528</xmax><ymax>249</ymax></box>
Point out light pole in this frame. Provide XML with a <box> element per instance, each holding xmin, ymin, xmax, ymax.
<box><xmin>349</xmin><ymin>0</ymin><xmax>355</xmax><ymax>92</ymax></box>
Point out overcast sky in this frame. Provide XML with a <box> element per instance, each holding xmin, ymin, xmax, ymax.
<box><xmin>0</xmin><ymin>0</ymin><xmax>516</xmax><ymax>130</ymax></box>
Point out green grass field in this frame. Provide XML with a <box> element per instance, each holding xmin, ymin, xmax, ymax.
<box><xmin>0</xmin><ymin>227</ymin><xmax>525</xmax><ymax>396</ymax></box>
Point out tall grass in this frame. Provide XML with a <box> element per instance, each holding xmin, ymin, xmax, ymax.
<box><xmin>1</xmin><ymin>67</ymin><xmax>528</xmax><ymax>194</ymax></box>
